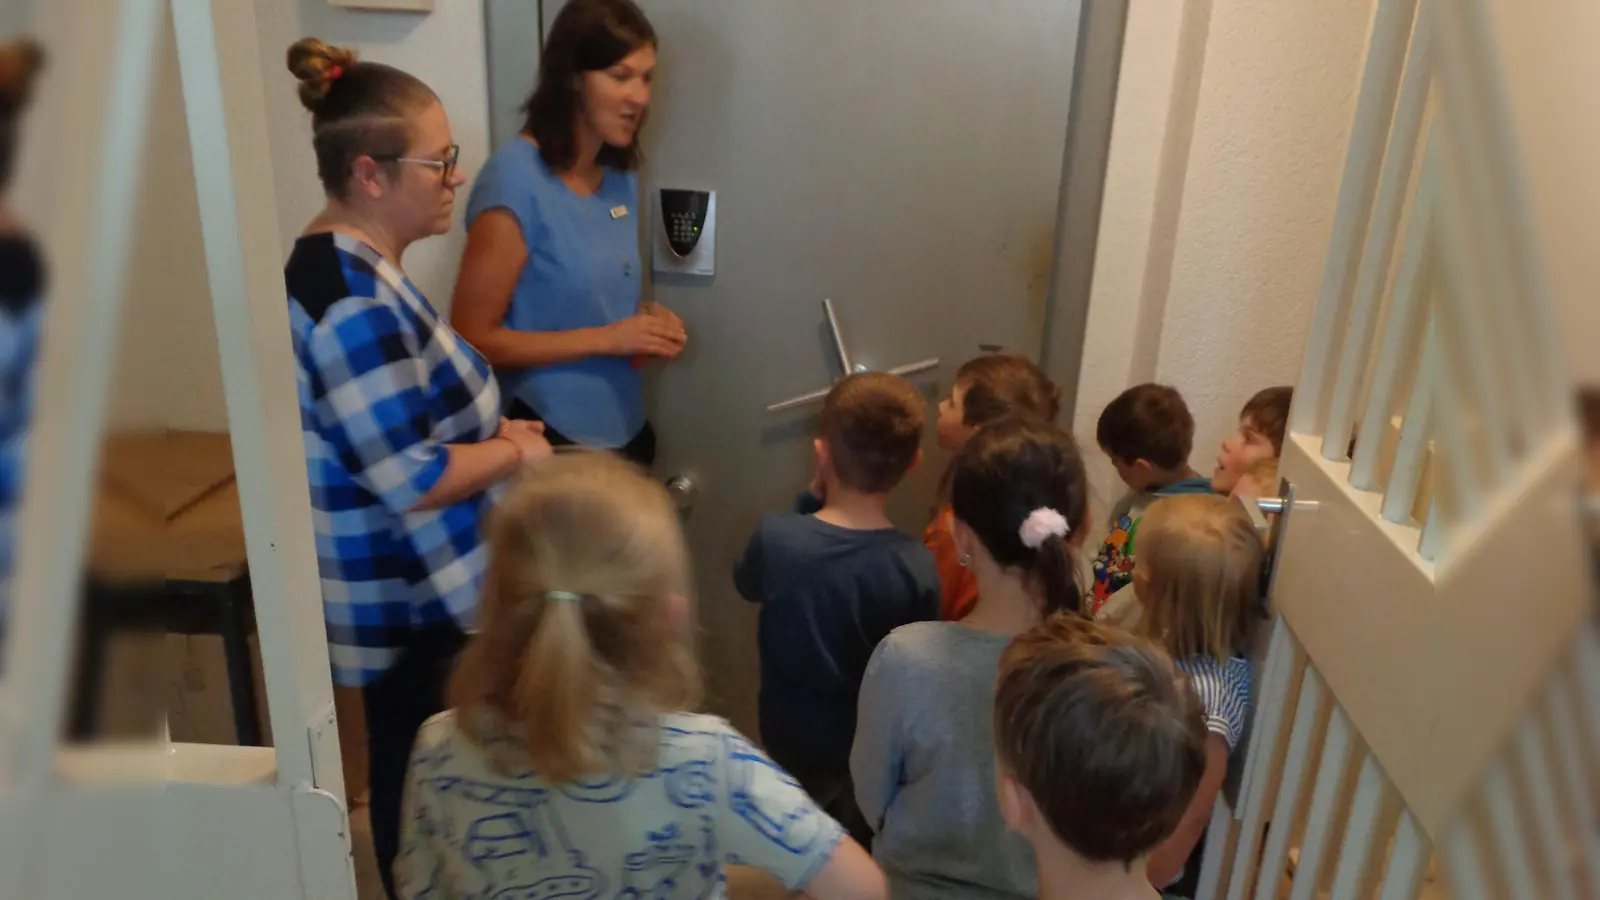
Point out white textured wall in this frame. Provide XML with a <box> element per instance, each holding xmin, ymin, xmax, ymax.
<box><xmin>110</xmin><ymin>1</ymin><xmax>494</xmax><ymax>433</ymax></box>
<box><xmin>1072</xmin><ymin>0</ymin><xmax>1203</xmax><ymax>515</ymax></box>
<box><xmin>1155</xmin><ymin>0</ymin><xmax>1373</xmax><ymax>470</ymax></box>
<box><xmin>253</xmin><ymin>0</ymin><xmax>493</xmax><ymax>316</ymax></box>
<box><xmin>1075</xmin><ymin>0</ymin><xmax>1373</xmax><ymax>513</ymax></box>
<box><xmin>111</xmin><ymin>5</ymin><xmax>228</xmax><ymax>432</ymax></box>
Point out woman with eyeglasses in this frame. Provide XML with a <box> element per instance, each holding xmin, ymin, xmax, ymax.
<box><xmin>450</xmin><ymin>0</ymin><xmax>683</xmax><ymax>468</ymax></box>
<box><xmin>281</xmin><ymin>38</ymin><xmax>552</xmax><ymax>899</ymax></box>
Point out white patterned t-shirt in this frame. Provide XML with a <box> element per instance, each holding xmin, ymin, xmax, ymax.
<box><xmin>396</xmin><ymin>710</ymin><xmax>846</xmax><ymax>900</ymax></box>
<box><xmin>1176</xmin><ymin>655</ymin><xmax>1253</xmax><ymax>752</ymax></box>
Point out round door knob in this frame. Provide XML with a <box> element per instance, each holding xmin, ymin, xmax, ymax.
<box><xmin>665</xmin><ymin>474</ymin><xmax>698</xmax><ymax>512</ymax></box>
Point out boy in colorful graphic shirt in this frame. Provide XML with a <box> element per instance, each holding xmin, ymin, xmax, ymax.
<box><xmin>1089</xmin><ymin>384</ymin><xmax>1213</xmax><ymax>615</ymax></box>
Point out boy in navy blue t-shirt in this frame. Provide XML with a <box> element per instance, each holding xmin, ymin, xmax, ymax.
<box><xmin>735</xmin><ymin>372</ymin><xmax>940</xmax><ymax>848</ymax></box>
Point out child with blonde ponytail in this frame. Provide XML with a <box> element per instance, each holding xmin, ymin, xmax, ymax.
<box><xmin>397</xmin><ymin>451</ymin><xmax>885</xmax><ymax>900</ymax></box>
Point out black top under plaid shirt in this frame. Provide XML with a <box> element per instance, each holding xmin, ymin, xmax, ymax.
<box><xmin>286</xmin><ymin>232</ymin><xmax>503</xmax><ymax>687</ymax></box>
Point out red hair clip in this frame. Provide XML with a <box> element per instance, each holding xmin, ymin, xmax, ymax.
<box><xmin>329</xmin><ymin>64</ymin><xmax>344</xmax><ymax>80</ymax></box>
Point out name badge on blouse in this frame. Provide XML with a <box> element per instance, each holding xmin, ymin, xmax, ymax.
<box><xmin>610</xmin><ymin>205</ymin><xmax>630</xmax><ymax>220</ymax></box>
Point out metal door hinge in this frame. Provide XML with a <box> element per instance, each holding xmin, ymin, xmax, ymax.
<box><xmin>305</xmin><ymin>700</ymin><xmax>340</xmax><ymax>793</ymax></box>
<box><xmin>291</xmin><ymin>784</ymin><xmax>357</xmax><ymax>900</ymax></box>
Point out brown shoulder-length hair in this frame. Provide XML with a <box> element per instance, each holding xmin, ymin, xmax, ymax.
<box><xmin>522</xmin><ymin>0</ymin><xmax>656</xmax><ymax>173</ymax></box>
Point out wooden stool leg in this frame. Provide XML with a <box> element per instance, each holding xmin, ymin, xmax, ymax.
<box><xmin>68</xmin><ymin>583</ymin><xmax>111</xmax><ymax>740</ymax></box>
<box><xmin>217</xmin><ymin>577</ymin><xmax>262</xmax><ymax>746</ymax></box>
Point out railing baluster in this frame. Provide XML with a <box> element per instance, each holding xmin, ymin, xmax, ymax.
<box><xmin>1515</xmin><ymin>714</ymin><xmax>1577</xmax><ymax>900</ymax></box>
<box><xmin>1350</xmin><ymin>153</ymin><xmax>1434</xmax><ymax>493</ymax></box>
<box><xmin>1327</xmin><ymin>752</ymin><xmax>1388</xmax><ymax>899</ymax></box>
<box><xmin>1292</xmin><ymin>0</ymin><xmax>1422</xmax><ymax>437</ymax></box>
<box><xmin>1545</xmin><ymin>676</ymin><xmax>1600</xmax><ymax>895</ymax></box>
<box><xmin>1430</xmin><ymin>301</ymin><xmax>1484</xmax><ymax>522</ymax></box>
<box><xmin>1453</xmin><ymin>0</ymin><xmax>1571</xmax><ymax>422</ymax></box>
<box><xmin>1374</xmin><ymin>811</ymin><xmax>1429</xmax><ymax>900</ymax></box>
<box><xmin>1436</xmin><ymin>143</ymin><xmax>1512</xmax><ymax>486</ymax></box>
<box><xmin>1434</xmin><ymin>0</ymin><xmax>1537</xmax><ymax>458</ymax></box>
<box><xmin>1254</xmin><ymin>669</ymin><xmax>1328</xmax><ymax>900</ymax></box>
<box><xmin>1225</xmin><ymin>620</ymin><xmax>1300</xmax><ymax>900</ymax></box>
<box><xmin>1323</xmin><ymin>4</ymin><xmax>1433</xmax><ymax>463</ymax></box>
<box><xmin>1574</xmin><ymin>627</ymin><xmax>1600</xmax><ymax>759</ymax></box>
<box><xmin>1442</xmin><ymin>819</ymin><xmax>1492</xmax><ymax>900</ymax></box>
<box><xmin>1382</xmin><ymin>319</ymin><xmax>1435</xmax><ymax>524</ymax></box>
<box><xmin>1482</xmin><ymin>759</ymin><xmax>1540</xmax><ymax>899</ymax></box>
<box><xmin>1288</xmin><ymin>706</ymin><xmax>1355</xmax><ymax>900</ymax></box>
<box><xmin>1194</xmin><ymin>799</ymin><xmax>1237</xmax><ymax>900</ymax></box>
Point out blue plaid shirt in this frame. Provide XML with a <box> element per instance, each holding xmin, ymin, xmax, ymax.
<box><xmin>286</xmin><ymin>233</ymin><xmax>503</xmax><ymax>686</ymax></box>
<box><xmin>0</xmin><ymin>234</ymin><xmax>44</xmax><ymax>617</ymax></box>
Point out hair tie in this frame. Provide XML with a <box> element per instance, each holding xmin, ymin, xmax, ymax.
<box><xmin>1019</xmin><ymin>507</ymin><xmax>1070</xmax><ymax>549</ymax></box>
<box><xmin>328</xmin><ymin>64</ymin><xmax>344</xmax><ymax>81</ymax></box>
<box><xmin>547</xmin><ymin>590</ymin><xmax>583</xmax><ymax>604</ymax></box>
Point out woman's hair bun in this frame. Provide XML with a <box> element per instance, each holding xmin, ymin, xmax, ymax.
<box><xmin>0</xmin><ymin>39</ymin><xmax>45</xmax><ymax>117</ymax></box>
<box><xmin>286</xmin><ymin>37</ymin><xmax>359</xmax><ymax>113</ymax></box>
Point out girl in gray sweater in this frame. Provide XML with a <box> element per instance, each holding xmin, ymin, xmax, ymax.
<box><xmin>851</xmin><ymin>419</ymin><xmax>1092</xmax><ymax>900</ymax></box>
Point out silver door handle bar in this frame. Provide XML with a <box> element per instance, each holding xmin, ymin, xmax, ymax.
<box><xmin>885</xmin><ymin>358</ymin><xmax>940</xmax><ymax>379</ymax></box>
<box><xmin>766</xmin><ymin>385</ymin><xmax>835</xmax><ymax>414</ymax></box>
<box><xmin>823</xmin><ymin>297</ymin><xmax>853</xmax><ymax>375</ymax></box>
<box><xmin>766</xmin><ymin>299</ymin><xmax>941</xmax><ymax>413</ymax></box>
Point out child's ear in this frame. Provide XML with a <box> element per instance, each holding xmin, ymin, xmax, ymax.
<box><xmin>1131</xmin><ymin>564</ymin><xmax>1152</xmax><ymax>596</ymax></box>
<box><xmin>662</xmin><ymin>593</ymin><xmax>692</xmax><ymax>637</ymax></box>
<box><xmin>951</xmin><ymin>516</ymin><xmax>980</xmax><ymax>562</ymax></box>
<box><xmin>1068</xmin><ymin>522</ymin><xmax>1089</xmax><ymax>549</ymax></box>
<box><xmin>908</xmin><ymin>448</ymin><xmax>924</xmax><ymax>474</ymax></box>
<box><xmin>995</xmin><ymin>768</ymin><xmax>1037</xmax><ymax>835</ymax></box>
<box><xmin>813</xmin><ymin>437</ymin><xmax>830</xmax><ymax>469</ymax></box>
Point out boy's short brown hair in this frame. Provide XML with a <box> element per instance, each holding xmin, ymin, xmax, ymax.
<box><xmin>995</xmin><ymin>614</ymin><xmax>1207</xmax><ymax>866</ymax></box>
<box><xmin>820</xmin><ymin>372</ymin><xmax>926</xmax><ymax>493</ymax></box>
<box><xmin>1241</xmin><ymin>386</ymin><xmax>1293</xmax><ymax>456</ymax></box>
<box><xmin>1095</xmin><ymin>384</ymin><xmax>1194</xmax><ymax>470</ymax></box>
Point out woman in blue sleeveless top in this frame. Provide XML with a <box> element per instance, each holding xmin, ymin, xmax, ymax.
<box><xmin>451</xmin><ymin>0</ymin><xmax>683</xmax><ymax>468</ymax></box>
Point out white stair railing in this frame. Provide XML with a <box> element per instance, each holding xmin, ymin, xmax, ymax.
<box><xmin>0</xmin><ymin>1</ymin><xmax>355</xmax><ymax>896</ymax></box>
<box><xmin>1193</xmin><ymin>0</ymin><xmax>1597</xmax><ymax>898</ymax></box>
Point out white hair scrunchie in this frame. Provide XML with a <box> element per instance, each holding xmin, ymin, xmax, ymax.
<box><xmin>1018</xmin><ymin>507</ymin><xmax>1071</xmax><ymax>549</ymax></box>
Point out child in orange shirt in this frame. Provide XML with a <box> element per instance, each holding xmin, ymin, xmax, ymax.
<box><xmin>926</xmin><ymin>353</ymin><xmax>1062</xmax><ymax>620</ymax></box>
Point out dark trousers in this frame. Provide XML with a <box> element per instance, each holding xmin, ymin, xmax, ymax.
<box><xmin>504</xmin><ymin>396</ymin><xmax>658</xmax><ymax>469</ymax></box>
<box><xmin>362</xmin><ymin>622</ymin><xmax>468</xmax><ymax>899</ymax></box>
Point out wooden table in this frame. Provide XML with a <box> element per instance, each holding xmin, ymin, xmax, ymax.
<box><xmin>75</xmin><ymin>431</ymin><xmax>262</xmax><ymax>746</ymax></box>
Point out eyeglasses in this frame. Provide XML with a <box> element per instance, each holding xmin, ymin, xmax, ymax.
<box><xmin>382</xmin><ymin>143</ymin><xmax>460</xmax><ymax>181</ymax></box>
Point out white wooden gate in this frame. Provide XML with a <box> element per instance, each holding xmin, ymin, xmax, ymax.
<box><xmin>0</xmin><ymin>1</ymin><xmax>355</xmax><ymax>896</ymax></box>
<box><xmin>1192</xmin><ymin>0</ymin><xmax>1599</xmax><ymax>897</ymax></box>
<box><xmin>1</xmin><ymin>0</ymin><xmax>1593</xmax><ymax>897</ymax></box>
